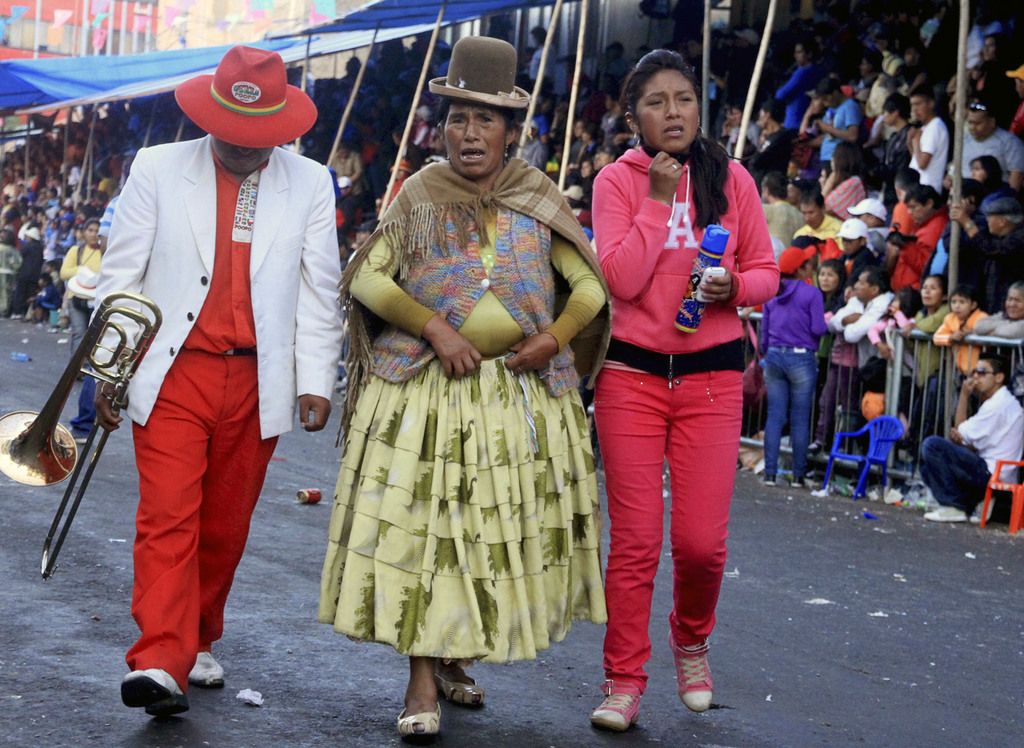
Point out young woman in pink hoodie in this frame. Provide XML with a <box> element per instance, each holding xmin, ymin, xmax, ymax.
<box><xmin>589</xmin><ymin>50</ymin><xmax>778</xmax><ymax>732</ymax></box>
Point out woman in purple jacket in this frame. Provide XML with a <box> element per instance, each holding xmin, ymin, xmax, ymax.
<box><xmin>761</xmin><ymin>245</ymin><xmax>828</xmax><ymax>487</ymax></box>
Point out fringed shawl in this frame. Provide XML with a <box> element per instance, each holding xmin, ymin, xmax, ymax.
<box><xmin>339</xmin><ymin>158</ymin><xmax>611</xmax><ymax>436</ymax></box>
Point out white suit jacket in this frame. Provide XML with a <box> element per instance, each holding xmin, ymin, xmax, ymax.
<box><xmin>96</xmin><ymin>136</ymin><xmax>343</xmax><ymax>438</ymax></box>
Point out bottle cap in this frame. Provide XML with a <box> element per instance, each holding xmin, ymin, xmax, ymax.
<box><xmin>700</xmin><ymin>224</ymin><xmax>730</xmax><ymax>257</ymax></box>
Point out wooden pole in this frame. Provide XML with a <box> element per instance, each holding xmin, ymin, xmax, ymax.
<box><xmin>947</xmin><ymin>0</ymin><xmax>970</xmax><ymax>295</ymax></box>
<box><xmin>558</xmin><ymin>0</ymin><xmax>589</xmax><ymax>191</ymax></box>
<box><xmin>293</xmin><ymin>34</ymin><xmax>313</xmax><ymax>153</ymax></box>
<box><xmin>734</xmin><ymin>0</ymin><xmax>778</xmax><ymax>160</ymax></box>
<box><xmin>61</xmin><ymin>110</ymin><xmax>70</xmax><ymax>200</ymax></box>
<box><xmin>327</xmin><ymin>27</ymin><xmax>378</xmax><ymax>167</ymax></box>
<box><xmin>519</xmin><ymin>0</ymin><xmax>564</xmax><ymax>149</ymax></box>
<box><xmin>700</xmin><ymin>0</ymin><xmax>711</xmax><ymax>129</ymax></box>
<box><xmin>383</xmin><ymin>4</ymin><xmax>446</xmax><ymax>208</ymax></box>
<box><xmin>74</xmin><ymin>108</ymin><xmax>97</xmax><ymax>207</ymax></box>
<box><xmin>23</xmin><ymin>118</ymin><xmax>30</xmax><ymax>182</ymax></box>
<box><xmin>943</xmin><ymin>0</ymin><xmax>971</xmax><ymax>436</ymax></box>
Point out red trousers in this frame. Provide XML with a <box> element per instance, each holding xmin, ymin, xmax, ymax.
<box><xmin>594</xmin><ymin>367</ymin><xmax>742</xmax><ymax>692</ymax></box>
<box><xmin>126</xmin><ymin>350</ymin><xmax>277</xmax><ymax>689</ymax></box>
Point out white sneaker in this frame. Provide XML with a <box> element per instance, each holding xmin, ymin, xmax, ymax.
<box><xmin>188</xmin><ymin>651</ymin><xmax>225</xmax><ymax>688</ymax></box>
<box><xmin>924</xmin><ymin>506</ymin><xmax>968</xmax><ymax>523</ymax></box>
<box><xmin>969</xmin><ymin>502</ymin><xmax>994</xmax><ymax>525</ymax></box>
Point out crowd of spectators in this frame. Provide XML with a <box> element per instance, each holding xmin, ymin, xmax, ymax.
<box><xmin>2</xmin><ymin>0</ymin><xmax>1023</xmax><ymax>516</ymax></box>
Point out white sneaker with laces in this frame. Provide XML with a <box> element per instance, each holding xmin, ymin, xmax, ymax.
<box><xmin>924</xmin><ymin>506</ymin><xmax>968</xmax><ymax>523</ymax></box>
<box><xmin>188</xmin><ymin>651</ymin><xmax>225</xmax><ymax>688</ymax></box>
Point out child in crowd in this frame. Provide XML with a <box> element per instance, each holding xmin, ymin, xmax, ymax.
<box><xmin>901</xmin><ymin>274</ymin><xmax>950</xmax><ymax>444</ymax></box>
<box><xmin>871</xmin><ymin>286</ymin><xmax>920</xmax><ymax>361</ymax></box>
<box><xmin>837</xmin><ymin>217</ymin><xmax>879</xmax><ymax>287</ymax></box>
<box><xmin>933</xmin><ymin>284</ymin><xmax>988</xmax><ymax>379</ymax></box>
<box><xmin>29</xmin><ymin>272</ymin><xmax>61</xmax><ymax>328</ymax></box>
<box><xmin>812</xmin><ymin>267</ymin><xmax>892</xmax><ymax>452</ymax></box>
<box><xmin>815</xmin><ymin>259</ymin><xmax>848</xmax><ymax>404</ymax></box>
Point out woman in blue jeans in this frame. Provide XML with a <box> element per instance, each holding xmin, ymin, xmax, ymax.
<box><xmin>761</xmin><ymin>245</ymin><xmax>827</xmax><ymax>486</ymax></box>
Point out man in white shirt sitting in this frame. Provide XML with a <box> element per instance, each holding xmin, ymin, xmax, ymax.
<box><xmin>920</xmin><ymin>353</ymin><xmax>1024</xmax><ymax>522</ymax></box>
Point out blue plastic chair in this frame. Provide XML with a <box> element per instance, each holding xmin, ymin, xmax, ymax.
<box><xmin>821</xmin><ymin>416</ymin><xmax>905</xmax><ymax>499</ymax></box>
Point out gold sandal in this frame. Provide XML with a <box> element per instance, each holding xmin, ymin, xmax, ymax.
<box><xmin>396</xmin><ymin>704</ymin><xmax>441</xmax><ymax>738</ymax></box>
<box><xmin>434</xmin><ymin>670</ymin><xmax>486</xmax><ymax>707</ymax></box>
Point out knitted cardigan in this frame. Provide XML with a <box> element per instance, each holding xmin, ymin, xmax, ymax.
<box><xmin>340</xmin><ymin>158</ymin><xmax>611</xmax><ymax>433</ymax></box>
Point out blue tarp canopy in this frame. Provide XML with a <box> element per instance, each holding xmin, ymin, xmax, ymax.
<box><xmin>2</xmin><ymin>0</ymin><xmax>564</xmax><ymax>114</ymax></box>
<box><xmin>289</xmin><ymin>0</ymin><xmax>559</xmax><ymax>35</ymax></box>
<box><xmin>0</xmin><ymin>39</ymin><xmax>300</xmax><ymax>114</ymax></box>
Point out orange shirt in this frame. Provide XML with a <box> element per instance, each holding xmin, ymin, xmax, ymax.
<box><xmin>183</xmin><ymin>157</ymin><xmax>260</xmax><ymax>353</ymax></box>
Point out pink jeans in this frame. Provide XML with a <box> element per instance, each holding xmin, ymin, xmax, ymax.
<box><xmin>594</xmin><ymin>367</ymin><xmax>742</xmax><ymax>692</ymax></box>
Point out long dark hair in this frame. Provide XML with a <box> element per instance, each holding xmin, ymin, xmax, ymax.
<box><xmin>620</xmin><ymin>49</ymin><xmax>729</xmax><ymax>228</ymax></box>
<box><xmin>829</xmin><ymin>142</ymin><xmax>863</xmax><ymax>186</ymax></box>
<box><xmin>819</xmin><ymin>258</ymin><xmax>847</xmax><ymax>314</ymax></box>
<box><xmin>970</xmin><ymin>155</ymin><xmax>1003</xmax><ymax>195</ymax></box>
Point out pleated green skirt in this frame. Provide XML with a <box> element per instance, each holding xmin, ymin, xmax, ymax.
<box><xmin>318</xmin><ymin>357</ymin><xmax>606</xmax><ymax>662</ymax></box>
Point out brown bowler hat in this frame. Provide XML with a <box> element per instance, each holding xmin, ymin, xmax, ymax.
<box><xmin>428</xmin><ymin>36</ymin><xmax>530</xmax><ymax>110</ymax></box>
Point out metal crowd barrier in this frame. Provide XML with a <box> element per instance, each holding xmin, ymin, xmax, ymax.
<box><xmin>739</xmin><ymin>312</ymin><xmax>1024</xmax><ymax>485</ymax></box>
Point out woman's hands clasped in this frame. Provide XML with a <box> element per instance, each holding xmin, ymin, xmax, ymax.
<box><xmin>423</xmin><ymin>314</ymin><xmax>482</xmax><ymax>378</ymax></box>
<box><xmin>505</xmin><ymin>332</ymin><xmax>559</xmax><ymax>376</ymax></box>
<box><xmin>424</xmin><ymin>315</ymin><xmax>560</xmax><ymax>379</ymax></box>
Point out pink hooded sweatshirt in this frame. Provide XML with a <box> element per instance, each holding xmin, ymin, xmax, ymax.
<box><xmin>593</xmin><ymin>147</ymin><xmax>779</xmax><ymax>354</ymax></box>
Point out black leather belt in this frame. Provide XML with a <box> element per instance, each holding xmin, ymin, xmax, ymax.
<box><xmin>605</xmin><ymin>338</ymin><xmax>744</xmax><ymax>380</ymax></box>
<box><xmin>223</xmin><ymin>347</ymin><xmax>257</xmax><ymax>356</ymax></box>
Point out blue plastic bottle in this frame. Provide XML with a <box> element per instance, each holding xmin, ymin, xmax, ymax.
<box><xmin>10</xmin><ymin>352</ymin><xmax>31</xmax><ymax>362</ymax></box>
<box><xmin>674</xmin><ymin>224</ymin><xmax>730</xmax><ymax>333</ymax></box>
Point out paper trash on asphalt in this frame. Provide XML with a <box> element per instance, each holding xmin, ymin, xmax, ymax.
<box><xmin>804</xmin><ymin>598</ymin><xmax>834</xmax><ymax>605</ymax></box>
<box><xmin>723</xmin><ymin>568</ymin><xmax>740</xmax><ymax>578</ymax></box>
<box><xmin>868</xmin><ymin>611</ymin><xmax>889</xmax><ymax>617</ymax></box>
<box><xmin>236</xmin><ymin>689</ymin><xmax>264</xmax><ymax>706</ymax></box>
<box><xmin>964</xmin><ymin>552</ymin><xmax>977</xmax><ymax>559</ymax></box>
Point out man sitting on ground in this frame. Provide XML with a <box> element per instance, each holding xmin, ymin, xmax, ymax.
<box><xmin>921</xmin><ymin>354</ymin><xmax>1024</xmax><ymax>523</ymax></box>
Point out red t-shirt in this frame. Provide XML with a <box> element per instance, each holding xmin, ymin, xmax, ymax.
<box><xmin>1011</xmin><ymin>99</ymin><xmax>1024</xmax><ymax>138</ymax></box>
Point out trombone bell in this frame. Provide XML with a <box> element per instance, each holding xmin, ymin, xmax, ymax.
<box><xmin>0</xmin><ymin>411</ymin><xmax>77</xmax><ymax>486</ymax></box>
<box><xmin>0</xmin><ymin>290</ymin><xmax>162</xmax><ymax>578</ymax></box>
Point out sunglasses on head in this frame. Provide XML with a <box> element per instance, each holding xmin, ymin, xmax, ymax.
<box><xmin>968</xmin><ymin>101</ymin><xmax>989</xmax><ymax>113</ymax></box>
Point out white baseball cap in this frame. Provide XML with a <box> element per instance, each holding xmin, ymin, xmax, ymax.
<box><xmin>848</xmin><ymin>197</ymin><xmax>887</xmax><ymax>222</ymax></box>
<box><xmin>838</xmin><ymin>218</ymin><xmax>869</xmax><ymax>240</ymax></box>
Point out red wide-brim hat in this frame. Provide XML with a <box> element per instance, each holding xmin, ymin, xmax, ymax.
<box><xmin>175</xmin><ymin>45</ymin><xmax>317</xmax><ymax>149</ymax></box>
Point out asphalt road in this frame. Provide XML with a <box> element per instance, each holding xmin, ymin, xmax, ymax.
<box><xmin>1</xmin><ymin>318</ymin><xmax>1022</xmax><ymax>747</ymax></box>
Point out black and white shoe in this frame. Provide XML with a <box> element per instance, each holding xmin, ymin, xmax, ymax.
<box><xmin>121</xmin><ymin>668</ymin><xmax>189</xmax><ymax>717</ymax></box>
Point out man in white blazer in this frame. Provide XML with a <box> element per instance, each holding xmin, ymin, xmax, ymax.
<box><xmin>93</xmin><ymin>46</ymin><xmax>343</xmax><ymax>718</ymax></box>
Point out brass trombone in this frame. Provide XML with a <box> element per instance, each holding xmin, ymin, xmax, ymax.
<box><xmin>0</xmin><ymin>292</ymin><xmax>162</xmax><ymax>578</ymax></box>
